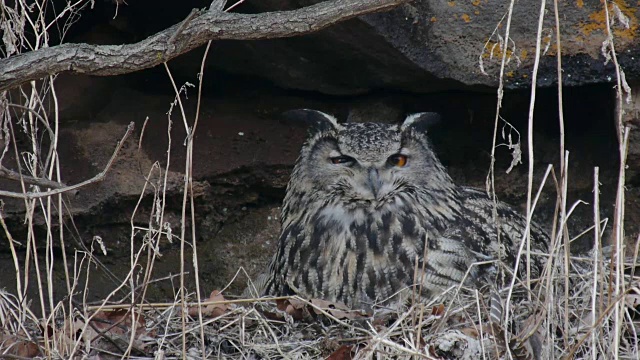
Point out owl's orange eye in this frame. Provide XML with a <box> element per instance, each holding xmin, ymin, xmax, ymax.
<box><xmin>330</xmin><ymin>155</ymin><xmax>355</xmax><ymax>165</ymax></box>
<box><xmin>388</xmin><ymin>154</ymin><xmax>408</xmax><ymax>167</ymax></box>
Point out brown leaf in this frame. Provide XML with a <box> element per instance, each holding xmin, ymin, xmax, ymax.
<box><xmin>271</xmin><ymin>297</ymin><xmax>369</xmax><ymax>322</ymax></box>
<box><xmin>276</xmin><ymin>298</ymin><xmax>308</xmax><ymax>321</ymax></box>
<box><xmin>309</xmin><ymin>298</ymin><xmax>369</xmax><ymax>320</ymax></box>
<box><xmin>81</xmin><ymin>309</ymin><xmax>154</xmax><ymax>351</ymax></box>
<box><xmin>431</xmin><ymin>303</ymin><xmax>445</xmax><ymax>316</ymax></box>
<box><xmin>261</xmin><ymin>303</ymin><xmax>286</xmax><ymax>321</ymax></box>
<box><xmin>190</xmin><ymin>290</ymin><xmax>232</xmax><ymax>318</ymax></box>
<box><xmin>460</xmin><ymin>327</ymin><xmax>479</xmax><ymax>338</ymax></box>
<box><xmin>91</xmin><ymin>309</ymin><xmax>137</xmax><ymax>334</ymax></box>
<box><xmin>285</xmin><ymin>297</ymin><xmax>308</xmax><ymax>311</ymax></box>
<box><xmin>275</xmin><ymin>298</ymin><xmax>288</xmax><ymax>312</ymax></box>
<box><xmin>0</xmin><ymin>333</ymin><xmax>41</xmax><ymax>358</ymax></box>
<box><xmin>326</xmin><ymin>344</ymin><xmax>354</xmax><ymax>360</ymax></box>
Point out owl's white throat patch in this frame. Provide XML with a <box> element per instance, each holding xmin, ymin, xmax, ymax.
<box><xmin>317</xmin><ymin>205</ymin><xmax>365</xmax><ymax>231</ymax></box>
<box><xmin>319</xmin><ymin>191</ymin><xmax>406</xmax><ymax>225</ymax></box>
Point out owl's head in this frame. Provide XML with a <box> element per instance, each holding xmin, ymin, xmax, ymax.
<box><xmin>285</xmin><ymin>109</ymin><xmax>456</xmax><ymax>207</ymax></box>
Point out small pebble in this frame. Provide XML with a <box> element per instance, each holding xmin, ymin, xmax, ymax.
<box><xmin>238</xmin><ymin>132</ymin><xmax>245</xmax><ymax>136</ymax></box>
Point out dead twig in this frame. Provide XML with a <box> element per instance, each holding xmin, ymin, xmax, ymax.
<box><xmin>0</xmin><ymin>122</ymin><xmax>134</xmax><ymax>199</ymax></box>
<box><xmin>167</xmin><ymin>8</ymin><xmax>200</xmax><ymax>45</ymax></box>
<box><xmin>0</xmin><ymin>166</ymin><xmax>67</xmax><ymax>189</ymax></box>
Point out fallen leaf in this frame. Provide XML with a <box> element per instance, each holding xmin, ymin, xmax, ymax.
<box><xmin>0</xmin><ymin>333</ymin><xmax>41</xmax><ymax>358</ymax></box>
<box><xmin>190</xmin><ymin>290</ymin><xmax>231</xmax><ymax>318</ymax></box>
<box><xmin>460</xmin><ymin>327</ymin><xmax>479</xmax><ymax>338</ymax></box>
<box><xmin>269</xmin><ymin>297</ymin><xmax>369</xmax><ymax>322</ymax></box>
<box><xmin>68</xmin><ymin>309</ymin><xmax>155</xmax><ymax>352</ymax></box>
<box><xmin>92</xmin><ymin>309</ymin><xmax>142</xmax><ymax>335</ymax></box>
<box><xmin>276</xmin><ymin>298</ymin><xmax>309</xmax><ymax>321</ymax></box>
<box><xmin>326</xmin><ymin>344</ymin><xmax>354</xmax><ymax>360</ymax></box>
<box><xmin>431</xmin><ymin>303</ymin><xmax>445</xmax><ymax>316</ymax></box>
<box><xmin>309</xmin><ymin>298</ymin><xmax>369</xmax><ymax>320</ymax></box>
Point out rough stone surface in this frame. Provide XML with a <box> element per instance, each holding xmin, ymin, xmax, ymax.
<box><xmin>206</xmin><ymin>0</ymin><xmax>640</xmax><ymax>93</ymax></box>
<box><xmin>71</xmin><ymin>0</ymin><xmax>640</xmax><ymax>95</ymax></box>
<box><xmin>361</xmin><ymin>0</ymin><xmax>640</xmax><ymax>89</ymax></box>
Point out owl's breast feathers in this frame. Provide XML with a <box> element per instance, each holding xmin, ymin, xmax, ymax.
<box><xmin>263</xmin><ymin>185</ymin><xmax>549</xmax><ymax>307</ymax></box>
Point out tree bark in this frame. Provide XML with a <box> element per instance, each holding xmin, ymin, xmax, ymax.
<box><xmin>0</xmin><ymin>0</ymin><xmax>409</xmax><ymax>92</ymax></box>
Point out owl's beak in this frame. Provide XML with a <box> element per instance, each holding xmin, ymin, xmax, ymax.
<box><xmin>367</xmin><ymin>168</ymin><xmax>383</xmax><ymax>199</ymax></box>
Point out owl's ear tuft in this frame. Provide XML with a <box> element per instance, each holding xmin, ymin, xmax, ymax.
<box><xmin>282</xmin><ymin>109</ymin><xmax>342</xmax><ymax>133</ymax></box>
<box><xmin>400</xmin><ymin>112</ymin><xmax>441</xmax><ymax>133</ymax></box>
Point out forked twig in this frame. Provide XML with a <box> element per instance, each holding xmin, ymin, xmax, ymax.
<box><xmin>0</xmin><ymin>166</ymin><xmax>67</xmax><ymax>189</ymax></box>
<box><xmin>0</xmin><ymin>122</ymin><xmax>135</xmax><ymax>199</ymax></box>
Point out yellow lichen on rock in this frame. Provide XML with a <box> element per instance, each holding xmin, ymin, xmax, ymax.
<box><xmin>579</xmin><ymin>1</ymin><xmax>637</xmax><ymax>41</ymax></box>
<box><xmin>481</xmin><ymin>41</ymin><xmax>514</xmax><ymax>59</ymax></box>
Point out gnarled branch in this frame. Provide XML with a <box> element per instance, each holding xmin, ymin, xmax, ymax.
<box><xmin>0</xmin><ymin>0</ymin><xmax>409</xmax><ymax>92</ymax></box>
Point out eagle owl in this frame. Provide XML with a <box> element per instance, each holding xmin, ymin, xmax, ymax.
<box><xmin>260</xmin><ymin>109</ymin><xmax>549</xmax><ymax>308</ymax></box>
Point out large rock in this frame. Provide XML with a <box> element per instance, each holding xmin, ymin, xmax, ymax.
<box><xmin>205</xmin><ymin>0</ymin><xmax>640</xmax><ymax>93</ymax></box>
<box><xmin>360</xmin><ymin>0</ymin><xmax>640</xmax><ymax>89</ymax></box>
<box><xmin>75</xmin><ymin>0</ymin><xmax>640</xmax><ymax>95</ymax></box>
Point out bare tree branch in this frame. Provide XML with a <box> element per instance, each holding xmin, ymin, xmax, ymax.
<box><xmin>0</xmin><ymin>166</ymin><xmax>67</xmax><ymax>189</ymax></box>
<box><xmin>0</xmin><ymin>0</ymin><xmax>409</xmax><ymax>92</ymax></box>
<box><xmin>0</xmin><ymin>122</ymin><xmax>134</xmax><ymax>199</ymax></box>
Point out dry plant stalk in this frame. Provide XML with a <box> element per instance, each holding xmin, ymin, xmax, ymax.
<box><xmin>482</xmin><ymin>0</ymin><xmax>638</xmax><ymax>359</ymax></box>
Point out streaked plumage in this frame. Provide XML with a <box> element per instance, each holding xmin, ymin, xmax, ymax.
<box><xmin>259</xmin><ymin>110</ymin><xmax>548</xmax><ymax>308</ymax></box>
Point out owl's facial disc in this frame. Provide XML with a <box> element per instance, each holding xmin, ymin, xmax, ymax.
<box><xmin>328</xmin><ymin>148</ymin><xmax>409</xmax><ymax>203</ymax></box>
<box><xmin>299</xmin><ymin>121</ymin><xmax>441</xmax><ymax>207</ymax></box>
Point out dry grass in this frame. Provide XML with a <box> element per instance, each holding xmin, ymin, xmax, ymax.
<box><xmin>0</xmin><ymin>257</ymin><xmax>637</xmax><ymax>359</ymax></box>
<box><xmin>1</xmin><ymin>0</ymin><xmax>639</xmax><ymax>359</ymax></box>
